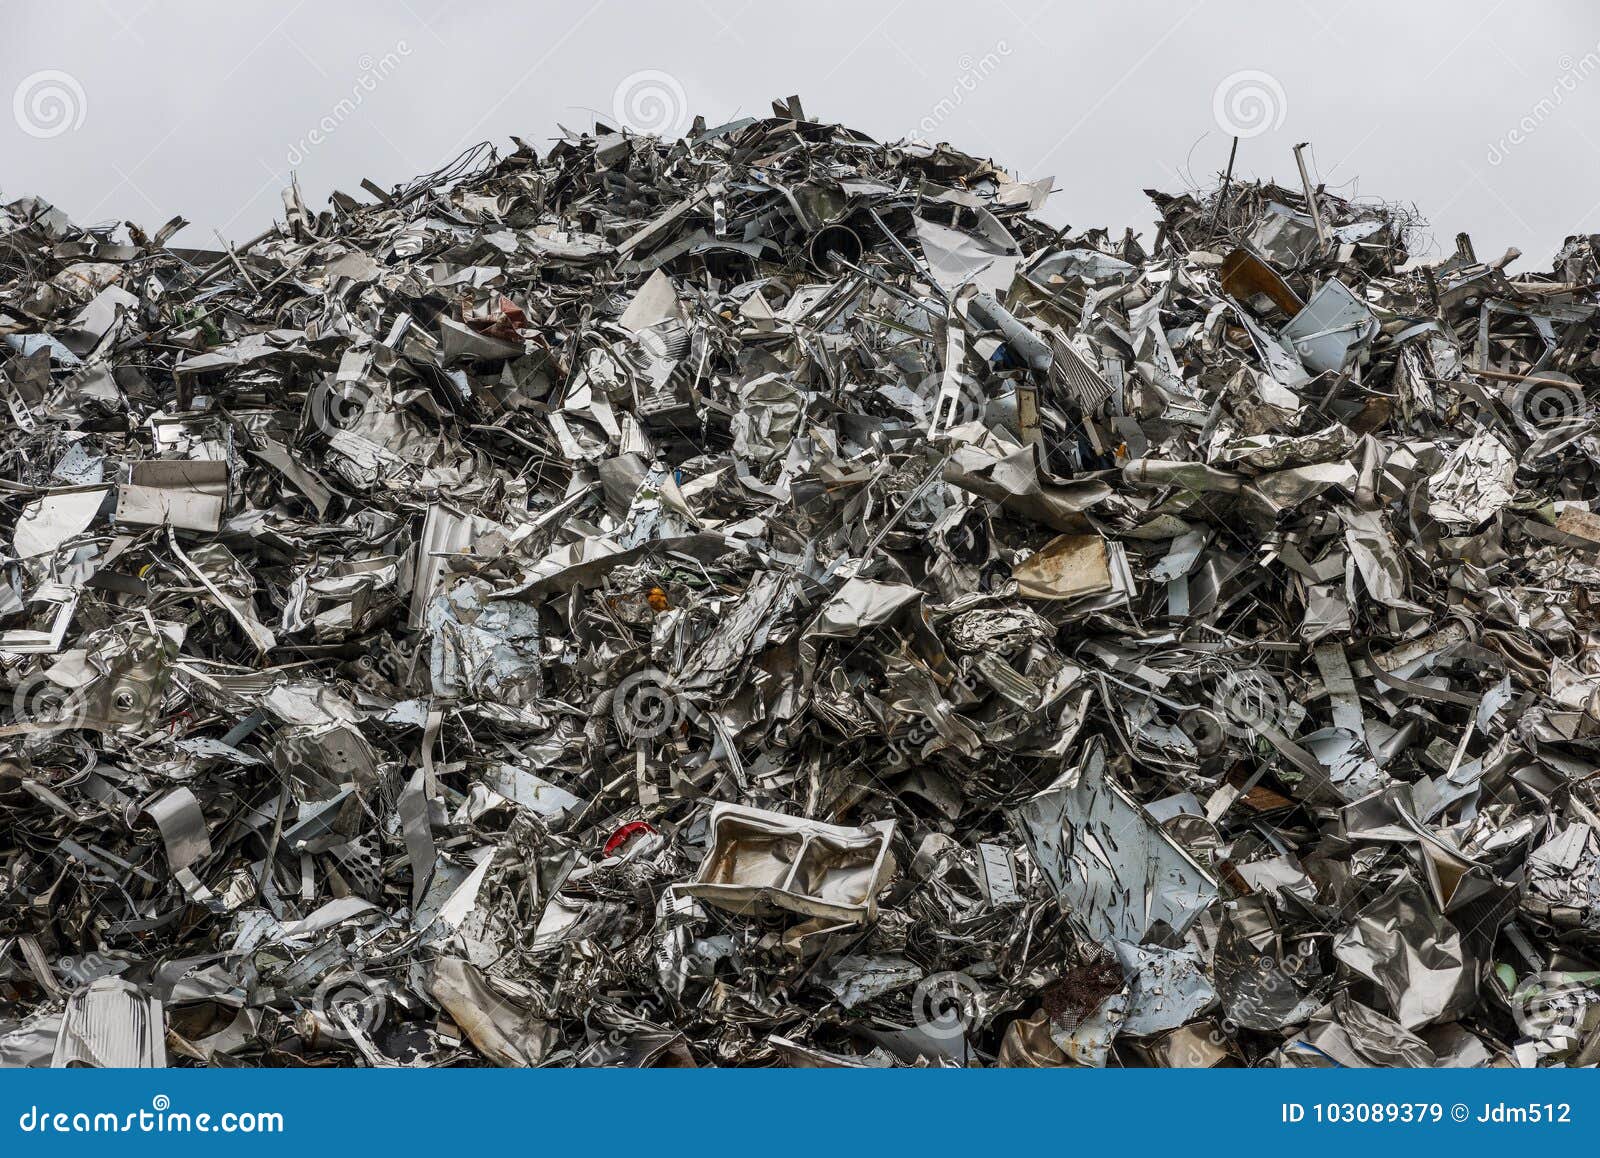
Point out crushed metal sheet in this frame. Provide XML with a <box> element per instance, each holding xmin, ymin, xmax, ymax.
<box><xmin>1</xmin><ymin>98</ymin><xmax>1597</xmax><ymax>1069</ymax></box>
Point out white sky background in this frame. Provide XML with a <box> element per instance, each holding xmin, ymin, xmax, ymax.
<box><xmin>5</xmin><ymin>0</ymin><xmax>1600</xmax><ymax>268</ymax></box>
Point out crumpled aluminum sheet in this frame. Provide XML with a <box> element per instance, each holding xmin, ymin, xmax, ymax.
<box><xmin>3</xmin><ymin>96</ymin><xmax>1600</xmax><ymax>1068</ymax></box>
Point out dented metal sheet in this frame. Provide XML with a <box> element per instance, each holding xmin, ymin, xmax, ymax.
<box><xmin>51</xmin><ymin>978</ymin><xmax>165</xmax><ymax>1068</ymax></box>
<box><xmin>1018</xmin><ymin>739</ymin><xmax>1218</xmax><ymax>944</ymax></box>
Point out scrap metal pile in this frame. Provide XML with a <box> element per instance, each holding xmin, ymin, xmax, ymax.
<box><xmin>7</xmin><ymin>96</ymin><xmax>1600</xmax><ymax>1068</ymax></box>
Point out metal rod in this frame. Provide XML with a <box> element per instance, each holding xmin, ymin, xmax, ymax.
<box><xmin>1293</xmin><ymin>142</ymin><xmax>1330</xmax><ymax>248</ymax></box>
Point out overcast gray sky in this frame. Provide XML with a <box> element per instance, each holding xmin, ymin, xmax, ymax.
<box><xmin>7</xmin><ymin>1</ymin><xmax>1600</xmax><ymax>267</ymax></box>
